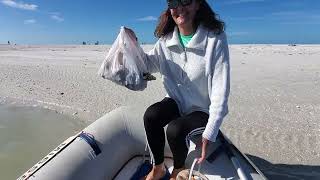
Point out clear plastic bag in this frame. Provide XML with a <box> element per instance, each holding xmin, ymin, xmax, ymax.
<box><xmin>98</xmin><ymin>26</ymin><xmax>149</xmax><ymax>91</ymax></box>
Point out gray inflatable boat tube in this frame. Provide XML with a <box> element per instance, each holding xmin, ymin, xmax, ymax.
<box><xmin>24</xmin><ymin>106</ymin><xmax>172</xmax><ymax>180</ymax></box>
<box><xmin>19</xmin><ymin>106</ymin><xmax>267</xmax><ymax>180</ymax></box>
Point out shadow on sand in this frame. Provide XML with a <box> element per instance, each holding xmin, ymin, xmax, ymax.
<box><xmin>246</xmin><ymin>154</ymin><xmax>320</xmax><ymax>180</ymax></box>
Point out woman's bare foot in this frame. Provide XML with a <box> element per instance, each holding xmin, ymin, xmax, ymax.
<box><xmin>170</xmin><ymin>167</ymin><xmax>185</xmax><ymax>180</ymax></box>
<box><xmin>144</xmin><ymin>163</ymin><xmax>166</xmax><ymax>180</ymax></box>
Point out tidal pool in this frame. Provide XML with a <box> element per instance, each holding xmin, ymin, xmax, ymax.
<box><xmin>0</xmin><ymin>104</ymin><xmax>86</xmax><ymax>179</ymax></box>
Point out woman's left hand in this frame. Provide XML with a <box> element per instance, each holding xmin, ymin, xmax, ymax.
<box><xmin>197</xmin><ymin>137</ymin><xmax>209</xmax><ymax>164</ymax></box>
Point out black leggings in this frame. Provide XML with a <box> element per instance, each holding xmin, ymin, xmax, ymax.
<box><xmin>144</xmin><ymin>98</ymin><xmax>208</xmax><ymax>168</ymax></box>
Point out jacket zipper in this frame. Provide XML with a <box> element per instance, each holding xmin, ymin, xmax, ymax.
<box><xmin>182</xmin><ymin>47</ymin><xmax>187</xmax><ymax>82</ymax></box>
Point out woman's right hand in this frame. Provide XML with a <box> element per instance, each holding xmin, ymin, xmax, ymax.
<box><xmin>197</xmin><ymin>137</ymin><xmax>209</xmax><ymax>164</ymax></box>
<box><xmin>124</xmin><ymin>27</ymin><xmax>138</xmax><ymax>42</ymax></box>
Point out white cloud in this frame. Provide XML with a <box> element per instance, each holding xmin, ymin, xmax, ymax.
<box><xmin>229</xmin><ymin>32</ymin><xmax>250</xmax><ymax>36</ymax></box>
<box><xmin>239</xmin><ymin>0</ymin><xmax>264</xmax><ymax>2</ymax></box>
<box><xmin>232</xmin><ymin>16</ymin><xmax>265</xmax><ymax>21</ymax></box>
<box><xmin>50</xmin><ymin>12</ymin><xmax>60</xmax><ymax>16</ymax></box>
<box><xmin>1</xmin><ymin>0</ymin><xmax>38</xmax><ymax>11</ymax></box>
<box><xmin>136</xmin><ymin>16</ymin><xmax>157</xmax><ymax>22</ymax></box>
<box><xmin>280</xmin><ymin>21</ymin><xmax>320</xmax><ymax>25</ymax></box>
<box><xmin>51</xmin><ymin>15</ymin><xmax>64</xmax><ymax>22</ymax></box>
<box><xmin>311</xmin><ymin>15</ymin><xmax>320</xmax><ymax>19</ymax></box>
<box><xmin>267</xmin><ymin>11</ymin><xmax>320</xmax><ymax>25</ymax></box>
<box><xmin>24</xmin><ymin>19</ymin><xmax>36</xmax><ymax>24</ymax></box>
<box><xmin>271</xmin><ymin>11</ymin><xmax>302</xmax><ymax>17</ymax></box>
<box><xmin>226</xmin><ymin>0</ymin><xmax>265</xmax><ymax>5</ymax></box>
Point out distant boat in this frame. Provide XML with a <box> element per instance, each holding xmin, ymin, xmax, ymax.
<box><xmin>18</xmin><ymin>106</ymin><xmax>267</xmax><ymax>180</ymax></box>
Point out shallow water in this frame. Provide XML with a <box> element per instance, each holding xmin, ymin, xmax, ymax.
<box><xmin>0</xmin><ymin>104</ymin><xmax>85</xmax><ymax>179</ymax></box>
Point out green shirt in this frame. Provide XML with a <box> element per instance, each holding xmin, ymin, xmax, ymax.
<box><xmin>178</xmin><ymin>32</ymin><xmax>194</xmax><ymax>48</ymax></box>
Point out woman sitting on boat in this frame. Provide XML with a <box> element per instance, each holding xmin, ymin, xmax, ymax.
<box><xmin>127</xmin><ymin>0</ymin><xmax>230</xmax><ymax>179</ymax></box>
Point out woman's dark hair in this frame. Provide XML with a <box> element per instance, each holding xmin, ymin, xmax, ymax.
<box><xmin>154</xmin><ymin>0</ymin><xmax>225</xmax><ymax>38</ymax></box>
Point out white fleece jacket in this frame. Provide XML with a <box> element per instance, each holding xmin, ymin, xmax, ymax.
<box><xmin>144</xmin><ymin>24</ymin><xmax>230</xmax><ymax>142</ymax></box>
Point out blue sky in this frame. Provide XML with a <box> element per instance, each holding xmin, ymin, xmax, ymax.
<box><xmin>0</xmin><ymin>0</ymin><xmax>319</xmax><ymax>44</ymax></box>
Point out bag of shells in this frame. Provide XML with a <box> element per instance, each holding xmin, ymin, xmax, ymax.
<box><xmin>98</xmin><ymin>26</ymin><xmax>155</xmax><ymax>91</ymax></box>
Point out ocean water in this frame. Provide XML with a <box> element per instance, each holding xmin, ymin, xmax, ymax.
<box><xmin>0</xmin><ymin>104</ymin><xmax>85</xmax><ymax>179</ymax></box>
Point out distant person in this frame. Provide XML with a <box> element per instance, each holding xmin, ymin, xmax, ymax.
<box><xmin>8</xmin><ymin>41</ymin><xmax>10</xmax><ymax>45</ymax></box>
<box><xmin>125</xmin><ymin>0</ymin><xmax>230</xmax><ymax>179</ymax></box>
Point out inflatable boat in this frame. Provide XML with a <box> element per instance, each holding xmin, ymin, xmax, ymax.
<box><xmin>18</xmin><ymin>106</ymin><xmax>267</xmax><ymax>180</ymax></box>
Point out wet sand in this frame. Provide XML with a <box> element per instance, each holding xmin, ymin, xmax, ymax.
<box><xmin>0</xmin><ymin>44</ymin><xmax>319</xmax><ymax>179</ymax></box>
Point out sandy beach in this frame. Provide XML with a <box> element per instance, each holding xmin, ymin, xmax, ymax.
<box><xmin>0</xmin><ymin>44</ymin><xmax>319</xmax><ymax>179</ymax></box>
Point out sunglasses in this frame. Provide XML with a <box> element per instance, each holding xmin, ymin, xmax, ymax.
<box><xmin>167</xmin><ymin>0</ymin><xmax>193</xmax><ymax>9</ymax></box>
